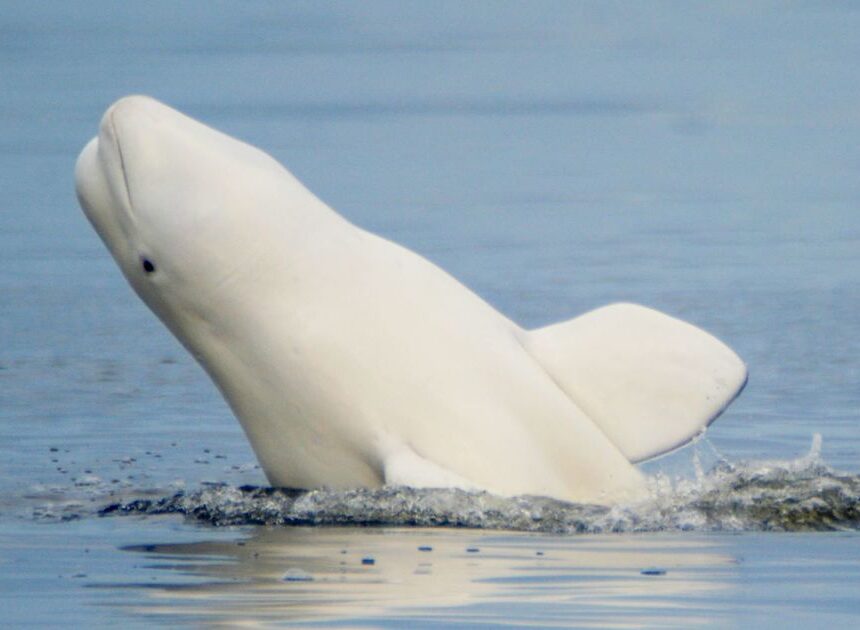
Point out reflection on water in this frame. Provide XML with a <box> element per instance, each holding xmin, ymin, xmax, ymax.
<box><xmin>116</xmin><ymin>528</ymin><xmax>734</xmax><ymax>627</ymax></box>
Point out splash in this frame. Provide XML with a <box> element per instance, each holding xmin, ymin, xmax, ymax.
<box><xmin>32</xmin><ymin>435</ymin><xmax>860</xmax><ymax>533</ymax></box>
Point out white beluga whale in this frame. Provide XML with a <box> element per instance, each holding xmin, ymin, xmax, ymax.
<box><xmin>75</xmin><ymin>95</ymin><xmax>747</xmax><ymax>505</ymax></box>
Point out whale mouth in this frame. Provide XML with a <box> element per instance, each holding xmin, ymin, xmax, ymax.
<box><xmin>93</xmin><ymin>99</ymin><xmax>143</xmax><ymax>224</ymax></box>
<box><xmin>106</xmin><ymin>108</ymin><xmax>136</xmax><ymax>216</ymax></box>
<box><xmin>75</xmin><ymin>135</ymin><xmax>125</xmax><ymax>249</ymax></box>
<box><xmin>75</xmin><ymin>99</ymin><xmax>156</xmax><ymax>262</ymax></box>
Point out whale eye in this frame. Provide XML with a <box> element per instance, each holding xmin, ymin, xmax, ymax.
<box><xmin>141</xmin><ymin>257</ymin><xmax>156</xmax><ymax>274</ymax></box>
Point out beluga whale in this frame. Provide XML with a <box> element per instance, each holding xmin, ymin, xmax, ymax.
<box><xmin>75</xmin><ymin>95</ymin><xmax>747</xmax><ymax>505</ymax></box>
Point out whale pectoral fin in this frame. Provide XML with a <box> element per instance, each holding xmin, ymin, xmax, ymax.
<box><xmin>383</xmin><ymin>445</ymin><xmax>479</xmax><ymax>491</ymax></box>
<box><xmin>524</xmin><ymin>302</ymin><xmax>747</xmax><ymax>463</ymax></box>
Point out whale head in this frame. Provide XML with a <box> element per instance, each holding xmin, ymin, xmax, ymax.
<box><xmin>78</xmin><ymin>97</ymin><xmax>274</xmax><ymax>315</ymax></box>
<box><xmin>75</xmin><ymin>96</ymin><xmax>373</xmax><ymax>488</ymax></box>
<box><xmin>75</xmin><ymin>96</ymin><xmax>333</xmax><ymax>358</ymax></box>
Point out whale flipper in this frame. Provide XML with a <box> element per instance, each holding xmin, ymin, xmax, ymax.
<box><xmin>524</xmin><ymin>303</ymin><xmax>747</xmax><ymax>463</ymax></box>
<box><xmin>383</xmin><ymin>444</ymin><xmax>479</xmax><ymax>491</ymax></box>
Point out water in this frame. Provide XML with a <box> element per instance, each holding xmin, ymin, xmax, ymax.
<box><xmin>2</xmin><ymin>1</ymin><xmax>860</xmax><ymax>626</ymax></box>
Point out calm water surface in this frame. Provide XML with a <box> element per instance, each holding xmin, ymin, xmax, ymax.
<box><xmin>1</xmin><ymin>2</ymin><xmax>859</xmax><ymax>627</ymax></box>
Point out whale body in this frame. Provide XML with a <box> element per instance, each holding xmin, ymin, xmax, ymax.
<box><xmin>75</xmin><ymin>96</ymin><xmax>747</xmax><ymax>505</ymax></box>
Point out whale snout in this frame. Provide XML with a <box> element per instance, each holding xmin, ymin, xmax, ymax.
<box><xmin>101</xmin><ymin>95</ymin><xmax>169</xmax><ymax>149</ymax></box>
<box><xmin>75</xmin><ymin>96</ymin><xmax>174</xmax><ymax>270</ymax></box>
<box><xmin>96</xmin><ymin>96</ymin><xmax>173</xmax><ymax>208</ymax></box>
<box><xmin>75</xmin><ymin>133</ymin><xmax>128</xmax><ymax>254</ymax></box>
<box><xmin>101</xmin><ymin>94</ymin><xmax>166</xmax><ymax>138</ymax></box>
<box><xmin>74</xmin><ymin>136</ymin><xmax>101</xmax><ymax>213</ymax></box>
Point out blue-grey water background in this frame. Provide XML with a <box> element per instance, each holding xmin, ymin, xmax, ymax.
<box><xmin>2</xmin><ymin>1</ymin><xmax>859</xmax><ymax>627</ymax></box>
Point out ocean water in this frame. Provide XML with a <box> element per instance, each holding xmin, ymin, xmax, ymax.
<box><xmin>2</xmin><ymin>1</ymin><xmax>860</xmax><ymax>627</ymax></box>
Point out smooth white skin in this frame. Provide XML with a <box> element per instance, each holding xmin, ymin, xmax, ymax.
<box><xmin>76</xmin><ymin>96</ymin><xmax>654</xmax><ymax>504</ymax></box>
